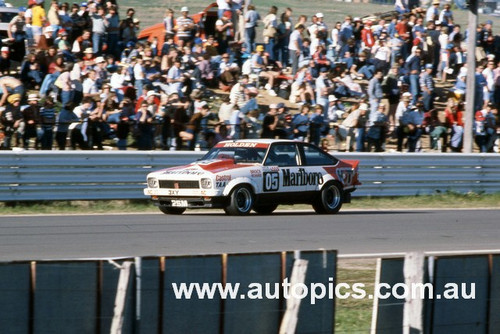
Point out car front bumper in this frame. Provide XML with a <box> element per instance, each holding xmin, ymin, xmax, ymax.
<box><xmin>151</xmin><ymin>196</ymin><xmax>229</xmax><ymax>209</ymax></box>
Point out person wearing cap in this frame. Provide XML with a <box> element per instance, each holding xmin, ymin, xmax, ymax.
<box><xmin>22</xmin><ymin>94</ymin><xmax>41</xmax><ymax>149</ymax></box>
<box><xmin>420</xmin><ymin>64</ymin><xmax>435</xmax><ymax>111</ymax></box>
<box><xmin>473</xmin><ymin>104</ymin><xmax>490</xmax><ymax>152</ymax></box>
<box><xmin>426</xmin><ymin>0</ymin><xmax>440</xmax><ymax>23</ymax></box>
<box><xmin>176</xmin><ymin>6</ymin><xmax>195</xmax><ymax>48</ymax></box>
<box><xmin>7</xmin><ymin>7</ymin><xmax>27</xmax><ymax>61</ymax></box>
<box><xmin>261</xmin><ymin>104</ymin><xmax>279</xmax><ymax>139</ymax></box>
<box><xmin>0</xmin><ymin>94</ymin><xmax>23</xmax><ymax>149</ymax></box>
<box><xmin>251</xmin><ymin>45</ymin><xmax>279</xmax><ymax>96</ymax></box>
<box><xmin>0</xmin><ymin>47</ymin><xmax>11</xmax><ymax>77</ymax></box>
<box><xmin>56</xmin><ymin>29</ymin><xmax>71</xmax><ymax>53</ymax></box>
<box><xmin>438</xmin><ymin>3</ymin><xmax>454</xmax><ymax>27</ymax></box>
<box><xmin>31</xmin><ymin>0</ymin><xmax>46</xmax><ymax>47</ymax></box>
<box><xmin>405</xmin><ymin>47</ymin><xmax>422</xmax><ymax>105</ymax></box>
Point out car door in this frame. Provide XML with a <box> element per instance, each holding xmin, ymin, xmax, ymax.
<box><xmin>262</xmin><ymin>143</ymin><xmax>304</xmax><ymax>197</ymax></box>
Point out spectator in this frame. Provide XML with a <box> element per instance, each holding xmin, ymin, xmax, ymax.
<box><xmin>39</xmin><ymin>96</ymin><xmax>56</xmax><ymax>150</ymax></box>
<box><xmin>366</xmin><ymin>103</ymin><xmax>388</xmax><ymax>152</ymax></box>
<box><xmin>261</xmin><ymin>104</ymin><xmax>278</xmax><ymax>139</ymax></box>
<box><xmin>22</xmin><ymin>94</ymin><xmax>41</xmax><ymax>149</ymax></box>
<box><xmin>289</xmin><ymin>24</ymin><xmax>304</xmax><ymax>76</ymax></box>
<box><xmin>368</xmin><ymin>70</ymin><xmax>384</xmax><ymax>123</ymax></box>
<box><xmin>263</xmin><ymin>6</ymin><xmax>278</xmax><ymax>61</ymax></box>
<box><xmin>176</xmin><ymin>7</ymin><xmax>195</xmax><ymax>48</ymax></box>
<box><xmin>0</xmin><ymin>94</ymin><xmax>23</xmax><ymax>149</ymax></box>
<box><xmin>0</xmin><ymin>76</ymin><xmax>24</xmax><ymax>107</ymax></box>
<box><xmin>244</xmin><ymin>5</ymin><xmax>260</xmax><ymax>53</ymax></box>
<box><xmin>8</xmin><ymin>7</ymin><xmax>27</xmax><ymax>61</ymax></box>
<box><xmin>31</xmin><ymin>1</ymin><xmax>46</xmax><ymax>47</ymax></box>
<box><xmin>291</xmin><ymin>104</ymin><xmax>310</xmax><ymax>141</ymax></box>
<box><xmin>420</xmin><ymin>64</ymin><xmax>435</xmax><ymax>111</ymax></box>
<box><xmin>91</xmin><ymin>6</ymin><xmax>109</xmax><ymax>55</ymax></box>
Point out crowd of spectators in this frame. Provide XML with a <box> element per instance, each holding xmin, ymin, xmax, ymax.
<box><xmin>0</xmin><ymin>0</ymin><xmax>499</xmax><ymax>152</ymax></box>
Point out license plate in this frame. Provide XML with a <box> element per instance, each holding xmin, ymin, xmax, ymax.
<box><xmin>171</xmin><ymin>200</ymin><xmax>188</xmax><ymax>207</ymax></box>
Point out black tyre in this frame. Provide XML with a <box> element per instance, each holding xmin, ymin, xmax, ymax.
<box><xmin>253</xmin><ymin>204</ymin><xmax>278</xmax><ymax>215</ymax></box>
<box><xmin>225</xmin><ymin>185</ymin><xmax>254</xmax><ymax>215</ymax></box>
<box><xmin>312</xmin><ymin>182</ymin><xmax>343</xmax><ymax>214</ymax></box>
<box><xmin>159</xmin><ymin>206</ymin><xmax>186</xmax><ymax>215</ymax></box>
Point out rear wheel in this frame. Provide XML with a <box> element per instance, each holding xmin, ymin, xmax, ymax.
<box><xmin>253</xmin><ymin>204</ymin><xmax>278</xmax><ymax>215</ymax></box>
<box><xmin>312</xmin><ymin>182</ymin><xmax>343</xmax><ymax>214</ymax></box>
<box><xmin>159</xmin><ymin>206</ymin><xmax>186</xmax><ymax>215</ymax></box>
<box><xmin>225</xmin><ymin>185</ymin><xmax>254</xmax><ymax>215</ymax></box>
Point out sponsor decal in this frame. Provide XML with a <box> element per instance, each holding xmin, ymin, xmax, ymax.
<box><xmin>163</xmin><ymin>169</ymin><xmax>205</xmax><ymax>175</ymax></box>
<box><xmin>250</xmin><ymin>169</ymin><xmax>262</xmax><ymax>177</ymax></box>
<box><xmin>336</xmin><ymin>169</ymin><xmax>354</xmax><ymax>185</ymax></box>
<box><xmin>216</xmin><ymin>175</ymin><xmax>232</xmax><ymax>182</ymax></box>
<box><xmin>282</xmin><ymin>168</ymin><xmax>324</xmax><ymax>187</ymax></box>
<box><xmin>216</xmin><ymin>181</ymin><xmax>227</xmax><ymax>188</ymax></box>
<box><xmin>263</xmin><ymin>172</ymin><xmax>280</xmax><ymax>192</ymax></box>
<box><xmin>223</xmin><ymin>142</ymin><xmax>258</xmax><ymax>148</ymax></box>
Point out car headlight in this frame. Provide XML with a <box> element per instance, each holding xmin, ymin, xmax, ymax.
<box><xmin>147</xmin><ymin>178</ymin><xmax>158</xmax><ymax>188</ymax></box>
<box><xmin>200</xmin><ymin>178</ymin><xmax>212</xmax><ymax>189</ymax></box>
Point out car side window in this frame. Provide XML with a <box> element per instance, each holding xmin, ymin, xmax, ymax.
<box><xmin>302</xmin><ymin>144</ymin><xmax>338</xmax><ymax>166</ymax></box>
<box><xmin>265</xmin><ymin>143</ymin><xmax>299</xmax><ymax>167</ymax></box>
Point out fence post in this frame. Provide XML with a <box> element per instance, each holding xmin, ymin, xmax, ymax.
<box><xmin>279</xmin><ymin>251</ymin><xmax>308</xmax><ymax>334</ymax></box>
<box><xmin>110</xmin><ymin>261</ymin><xmax>133</xmax><ymax>334</ymax></box>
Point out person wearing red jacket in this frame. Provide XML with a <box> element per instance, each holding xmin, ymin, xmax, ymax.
<box><xmin>361</xmin><ymin>21</ymin><xmax>375</xmax><ymax>50</ymax></box>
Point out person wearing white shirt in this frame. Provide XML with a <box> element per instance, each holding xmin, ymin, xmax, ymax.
<box><xmin>82</xmin><ymin>70</ymin><xmax>99</xmax><ymax>98</ymax></box>
<box><xmin>133</xmin><ymin>57</ymin><xmax>145</xmax><ymax>97</ymax></box>
<box><xmin>167</xmin><ymin>59</ymin><xmax>183</xmax><ymax>96</ymax></box>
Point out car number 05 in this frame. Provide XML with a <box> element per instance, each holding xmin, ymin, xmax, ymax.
<box><xmin>263</xmin><ymin>172</ymin><xmax>279</xmax><ymax>192</ymax></box>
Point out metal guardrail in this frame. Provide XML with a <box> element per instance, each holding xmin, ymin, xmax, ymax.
<box><xmin>1</xmin><ymin>151</ymin><xmax>499</xmax><ymax>202</ymax></box>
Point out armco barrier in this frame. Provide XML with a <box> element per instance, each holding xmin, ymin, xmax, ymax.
<box><xmin>0</xmin><ymin>151</ymin><xmax>499</xmax><ymax>202</ymax></box>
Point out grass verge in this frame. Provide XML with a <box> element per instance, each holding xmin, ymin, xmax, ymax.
<box><xmin>335</xmin><ymin>259</ymin><xmax>377</xmax><ymax>333</ymax></box>
<box><xmin>1</xmin><ymin>192</ymin><xmax>499</xmax><ymax>215</ymax></box>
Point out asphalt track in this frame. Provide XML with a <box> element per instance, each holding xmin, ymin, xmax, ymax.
<box><xmin>1</xmin><ymin>209</ymin><xmax>499</xmax><ymax>261</ymax></box>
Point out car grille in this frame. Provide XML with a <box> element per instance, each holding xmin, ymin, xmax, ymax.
<box><xmin>159</xmin><ymin>180</ymin><xmax>200</xmax><ymax>189</ymax></box>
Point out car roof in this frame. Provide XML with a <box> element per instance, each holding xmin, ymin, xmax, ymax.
<box><xmin>218</xmin><ymin>139</ymin><xmax>299</xmax><ymax>145</ymax></box>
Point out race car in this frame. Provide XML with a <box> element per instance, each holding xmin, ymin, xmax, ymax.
<box><xmin>144</xmin><ymin>139</ymin><xmax>361</xmax><ymax>215</ymax></box>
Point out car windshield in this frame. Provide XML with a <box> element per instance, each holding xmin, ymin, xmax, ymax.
<box><xmin>202</xmin><ymin>147</ymin><xmax>267</xmax><ymax>164</ymax></box>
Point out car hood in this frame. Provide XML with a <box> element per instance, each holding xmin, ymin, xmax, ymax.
<box><xmin>153</xmin><ymin>159</ymin><xmax>255</xmax><ymax>177</ymax></box>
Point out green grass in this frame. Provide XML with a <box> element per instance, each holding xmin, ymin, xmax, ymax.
<box><xmin>1</xmin><ymin>192</ymin><xmax>499</xmax><ymax>215</ymax></box>
<box><xmin>335</xmin><ymin>259</ymin><xmax>377</xmax><ymax>333</ymax></box>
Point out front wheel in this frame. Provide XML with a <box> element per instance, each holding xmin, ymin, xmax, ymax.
<box><xmin>312</xmin><ymin>182</ymin><xmax>343</xmax><ymax>214</ymax></box>
<box><xmin>159</xmin><ymin>206</ymin><xmax>186</xmax><ymax>215</ymax></box>
<box><xmin>225</xmin><ymin>185</ymin><xmax>254</xmax><ymax>215</ymax></box>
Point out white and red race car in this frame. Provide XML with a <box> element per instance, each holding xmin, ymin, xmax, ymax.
<box><xmin>144</xmin><ymin>139</ymin><xmax>361</xmax><ymax>215</ymax></box>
